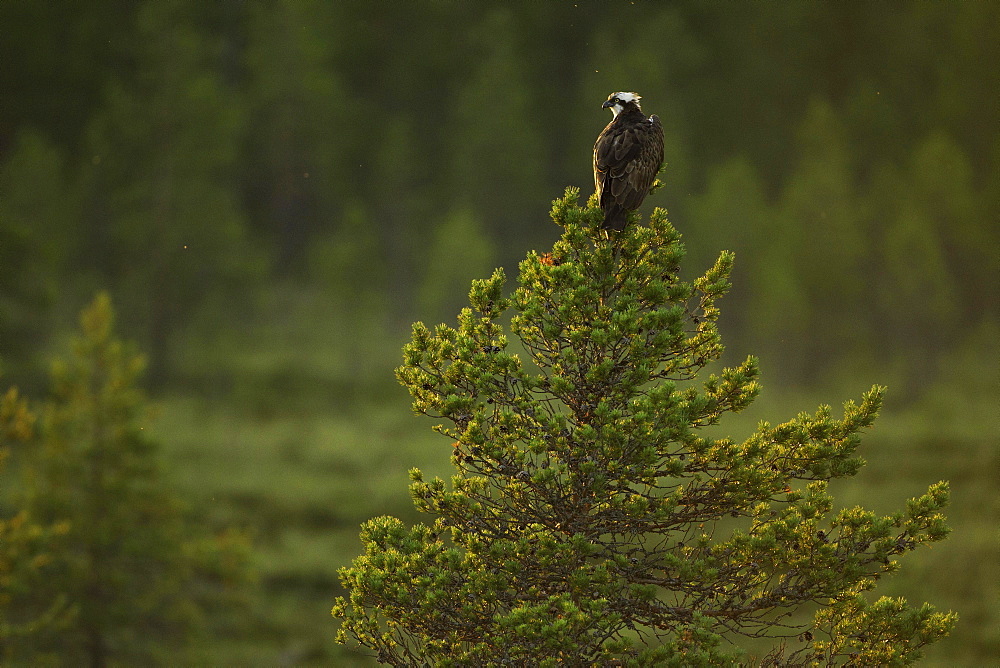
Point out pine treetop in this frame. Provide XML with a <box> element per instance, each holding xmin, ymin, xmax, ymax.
<box><xmin>334</xmin><ymin>189</ymin><xmax>954</xmax><ymax>666</ymax></box>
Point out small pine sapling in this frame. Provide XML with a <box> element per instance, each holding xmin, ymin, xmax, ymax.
<box><xmin>19</xmin><ymin>293</ymin><xmax>253</xmax><ymax>665</ymax></box>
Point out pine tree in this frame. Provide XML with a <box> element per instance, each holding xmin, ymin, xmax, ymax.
<box><xmin>19</xmin><ymin>293</ymin><xmax>251</xmax><ymax>666</ymax></box>
<box><xmin>334</xmin><ymin>189</ymin><xmax>955</xmax><ymax>665</ymax></box>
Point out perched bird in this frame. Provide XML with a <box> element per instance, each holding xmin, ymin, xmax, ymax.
<box><xmin>593</xmin><ymin>91</ymin><xmax>664</xmax><ymax>231</ymax></box>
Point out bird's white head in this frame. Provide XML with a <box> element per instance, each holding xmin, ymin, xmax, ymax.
<box><xmin>602</xmin><ymin>91</ymin><xmax>642</xmax><ymax>118</ymax></box>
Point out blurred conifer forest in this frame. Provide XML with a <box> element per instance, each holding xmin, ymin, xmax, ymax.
<box><xmin>0</xmin><ymin>1</ymin><xmax>997</xmax><ymax>664</ymax></box>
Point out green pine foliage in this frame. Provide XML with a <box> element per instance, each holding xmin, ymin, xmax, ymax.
<box><xmin>16</xmin><ymin>293</ymin><xmax>252</xmax><ymax>665</ymax></box>
<box><xmin>333</xmin><ymin>190</ymin><xmax>955</xmax><ymax>665</ymax></box>
<box><xmin>0</xmin><ymin>387</ymin><xmax>70</xmax><ymax>656</ymax></box>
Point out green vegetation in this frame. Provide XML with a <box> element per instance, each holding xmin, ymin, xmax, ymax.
<box><xmin>0</xmin><ymin>1</ymin><xmax>996</xmax><ymax>664</ymax></box>
<box><xmin>3</xmin><ymin>295</ymin><xmax>251</xmax><ymax>664</ymax></box>
<box><xmin>0</xmin><ymin>387</ymin><xmax>70</xmax><ymax>659</ymax></box>
<box><xmin>335</xmin><ymin>191</ymin><xmax>955</xmax><ymax>664</ymax></box>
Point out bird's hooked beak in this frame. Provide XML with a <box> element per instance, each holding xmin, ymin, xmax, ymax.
<box><xmin>603</xmin><ymin>98</ymin><xmax>623</xmax><ymax>118</ymax></box>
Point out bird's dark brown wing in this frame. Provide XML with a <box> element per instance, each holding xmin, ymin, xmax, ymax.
<box><xmin>594</xmin><ymin>115</ymin><xmax>664</xmax><ymax>229</ymax></box>
<box><xmin>593</xmin><ymin>120</ymin><xmax>632</xmax><ymax>203</ymax></box>
<box><xmin>625</xmin><ymin>115</ymin><xmax>664</xmax><ymax>206</ymax></box>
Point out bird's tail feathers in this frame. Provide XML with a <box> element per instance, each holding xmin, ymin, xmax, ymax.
<box><xmin>600</xmin><ymin>203</ymin><xmax>628</xmax><ymax>231</ymax></box>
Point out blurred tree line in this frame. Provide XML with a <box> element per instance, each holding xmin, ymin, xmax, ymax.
<box><xmin>1</xmin><ymin>0</ymin><xmax>997</xmax><ymax>398</ymax></box>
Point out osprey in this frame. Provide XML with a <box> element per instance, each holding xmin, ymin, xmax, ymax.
<box><xmin>593</xmin><ymin>91</ymin><xmax>664</xmax><ymax>231</ymax></box>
